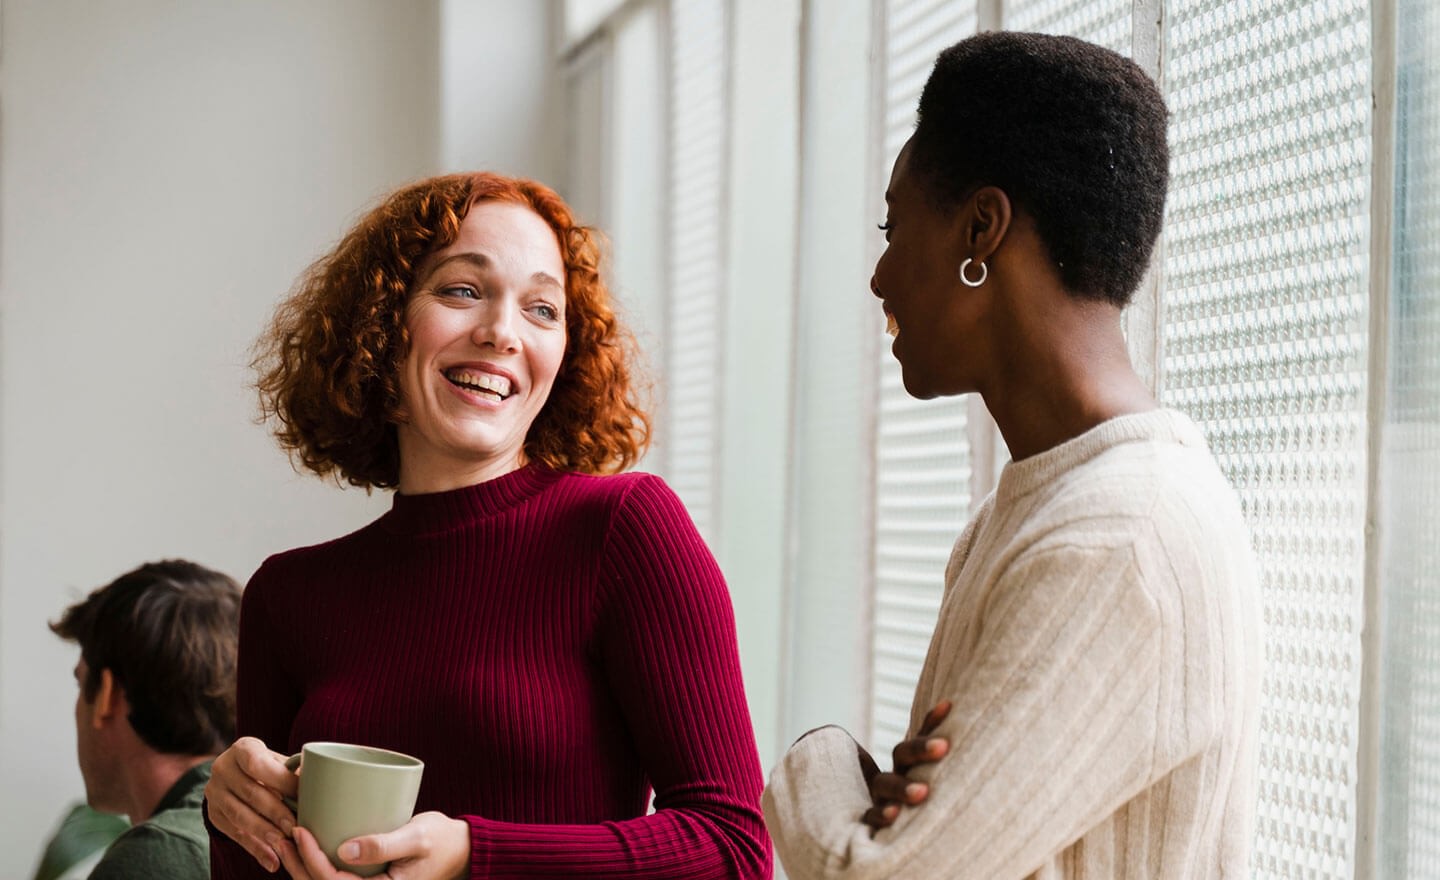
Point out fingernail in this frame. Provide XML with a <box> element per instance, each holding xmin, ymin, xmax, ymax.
<box><xmin>928</xmin><ymin>738</ymin><xmax>949</xmax><ymax>755</ymax></box>
<box><xmin>906</xmin><ymin>782</ymin><xmax>928</xmax><ymax>800</ymax></box>
<box><xmin>882</xmin><ymin>804</ymin><xmax>899</xmax><ymax>819</ymax></box>
<box><xmin>341</xmin><ymin>842</ymin><xmax>361</xmax><ymax>861</ymax></box>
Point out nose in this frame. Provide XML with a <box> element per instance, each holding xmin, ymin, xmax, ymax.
<box><xmin>870</xmin><ymin>275</ymin><xmax>883</xmax><ymax>300</ymax></box>
<box><xmin>472</xmin><ymin>298</ymin><xmax>521</xmax><ymax>352</ymax></box>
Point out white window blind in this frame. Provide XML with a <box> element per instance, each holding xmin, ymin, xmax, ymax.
<box><xmin>1002</xmin><ymin>0</ymin><xmax>1132</xmax><ymax>56</ymax></box>
<box><xmin>1160</xmin><ymin>2</ymin><xmax>1372</xmax><ymax>877</ymax></box>
<box><xmin>1378</xmin><ymin>0</ymin><xmax>1440</xmax><ymax>876</ymax></box>
<box><xmin>665</xmin><ymin>0</ymin><xmax>728</xmax><ymax>541</ymax></box>
<box><xmin>868</xmin><ymin>0</ymin><xmax>978</xmax><ymax>751</ymax></box>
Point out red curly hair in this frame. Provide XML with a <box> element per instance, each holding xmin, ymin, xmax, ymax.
<box><xmin>254</xmin><ymin>172</ymin><xmax>651</xmax><ymax>490</ymax></box>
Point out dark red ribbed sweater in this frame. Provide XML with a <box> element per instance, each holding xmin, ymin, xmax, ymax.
<box><xmin>207</xmin><ymin>466</ymin><xmax>772</xmax><ymax>879</ymax></box>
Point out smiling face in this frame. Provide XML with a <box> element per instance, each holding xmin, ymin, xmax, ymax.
<box><xmin>872</xmin><ymin>139</ymin><xmax>990</xmax><ymax>400</ymax></box>
<box><xmin>395</xmin><ymin>200</ymin><xmax>568</xmax><ymax>493</ymax></box>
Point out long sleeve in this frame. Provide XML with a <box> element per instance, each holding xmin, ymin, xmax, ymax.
<box><xmin>465</xmin><ymin>475</ymin><xmax>772</xmax><ymax>878</ymax></box>
<box><xmin>765</xmin><ymin>537</ymin><xmax>1209</xmax><ymax>879</ymax></box>
<box><xmin>208</xmin><ymin>561</ymin><xmax>303</xmax><ymax>880</ymax></box>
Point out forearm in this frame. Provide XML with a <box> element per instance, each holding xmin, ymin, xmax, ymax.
<box><xmin>464</xmin><ymin>800</ymin><xmax>771</xmax><ymax>879</ymax></box>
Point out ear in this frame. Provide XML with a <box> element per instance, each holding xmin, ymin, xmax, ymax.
<box><xmin>91</xmin><ymin>668</ymin><xmax>123</xmax><ymax>727</ymax></box>
<box><xmin>956</xmin><ymin>186</ymin><xmax>1013</xmax><ymax>264</ymax></box>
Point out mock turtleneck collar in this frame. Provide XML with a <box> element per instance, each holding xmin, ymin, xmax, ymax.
<box><xmin>380</xmin><ymin>464</ymin><xmax>564</xmax><ymax>535</ymax></box>
<box><xmin>996</xmin><ymin>408</ymin><xmax>1207</xmax><ymax>505</ymax></box>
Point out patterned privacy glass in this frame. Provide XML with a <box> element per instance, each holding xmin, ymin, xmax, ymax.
<box><xmin>666</xmin><ymin>0</ymin><xmax>727</xmax><ymax>540</ymax></box>
<box><xmin>1003</xmin><ymin>0</ymin><xmax>1132</xmax><ymax>55</ymax></box>
<box><xmin>1160</xmin><ymin>1</ymin><xmax>1372</xmax><ymax>877</ymax></box>
<box><xmin>869</xmin><ymin>0</ymin><xmax>977</xmax><ymax>750</ymax></box>
<box><xmin>1379</xmin><ymin>0</ymin><xmax>1440</xmax><ymax>876</ymax></box>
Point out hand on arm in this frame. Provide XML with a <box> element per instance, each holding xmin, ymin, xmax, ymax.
<box><xmin>861</xmin><ymin>701</ymin><xmax>952</xmax><ymax>831</ymax></box>
<box><xmin>205</xmin><ymin>737</ymin><xmax>299</xmax><ymax>873</ymax></box>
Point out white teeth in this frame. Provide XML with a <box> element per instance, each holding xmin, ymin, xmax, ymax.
<box><xmin>445</xmin><ymin>369</ymin><xmax>512</xmax><ymax>398</ymax></box>
<box><xmin>886</xmin><ymin>313</ymin><xmax>899</xmax><ymax>338</ymax></box>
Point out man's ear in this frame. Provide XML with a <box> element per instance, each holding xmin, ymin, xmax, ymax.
<box><xmin>91</xmin><ymin>668</ymin><xmax>123</xmax><ymax>727</ymax></box>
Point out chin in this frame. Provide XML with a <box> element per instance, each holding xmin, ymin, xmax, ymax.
<box><xmin>900</xmin><ymin>373</ymin><xmax>941</xmax><ymax>401</ymax></box>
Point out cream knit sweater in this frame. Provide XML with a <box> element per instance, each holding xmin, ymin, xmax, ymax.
<box><xmin>764</xmin><ymin>409</ymin><xmax>1263</xmax><ymax>879</ymax></box>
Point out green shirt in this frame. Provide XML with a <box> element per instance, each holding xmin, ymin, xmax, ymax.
<box><xmin>88</xmin><ymin>761</ymin><xmax>212</xmax><ymax>880</ymax></box>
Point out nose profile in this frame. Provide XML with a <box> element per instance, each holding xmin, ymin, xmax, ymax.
<box><xmin>870</xmin><ymin>275</ymin><xmax>883</xmax><ymax>299</ymax></box>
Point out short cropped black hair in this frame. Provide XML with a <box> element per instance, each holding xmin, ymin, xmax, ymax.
<box><xmin>910</xmin><ymin>31</ymin><xmax>1169</xmax><ymax>306</ymax></box>
<box><xmin>51</xmin><ymin>560</ymin><xmax>241</xmax><ymax>756</ymax></box>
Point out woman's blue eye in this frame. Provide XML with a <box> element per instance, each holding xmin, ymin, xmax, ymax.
<box><xmin>532</xmin><ymin>304</ymin><xmax>559</xmax><ymax>321</ymax></box>
<box><xmin>439</xmin><ymin>285</ymin><xmax>478</xmax><ymax>299</ymax></box>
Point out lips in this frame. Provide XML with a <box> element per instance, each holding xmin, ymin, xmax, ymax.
<box><xmin>443</xmin><ymin>366</ymin><xmax>514</xmax><ymax>402</ymax></box>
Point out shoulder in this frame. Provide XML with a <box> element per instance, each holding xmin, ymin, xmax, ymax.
<box><xmin>541</xmin><ymin>470</ymin><xmax>694</xmax><ymax>534</ymax></box>
<box><xmin>243</xmin><ymin>516</ymin><xmax>386</xmax><ymax>600</ymax></box>
<box><xmin>1010</xmin><ymin>430</ymin><xmax>1257</xmax><ymax>613</ymax></box>
<box><xmin>87</xmin><ymin>817</ymin><xmax>208</xmax><ymax>880</ymax></box>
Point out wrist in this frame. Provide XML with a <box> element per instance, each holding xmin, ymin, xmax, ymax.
<box><xmin>447</xmin><ymin>816</ymin><xmax>472</xmax><ymax>880</ymax></box>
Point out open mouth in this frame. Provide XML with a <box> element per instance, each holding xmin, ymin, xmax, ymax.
<box><xmin>444</xmin><ymin>367</ymin><xmax>514</xmax><ymax>403</ymax></box>
<box><xmin>884</xmin><ymin>309</ymin><xmax>898</xmax><ymax>338</ymax></box>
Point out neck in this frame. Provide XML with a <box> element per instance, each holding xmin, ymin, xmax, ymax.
<box><xmin>118</xmin><ymin>751</ymin><xmax>211</xmax><ymax>822</ymax></box>
<box><xmin>397</xmin><ymin>450</ymin><xmax>526</xmax><ymax>495</ymax></box>
<box><xmin>980</xmin><ymin>295</ymin><xmax>1157</xmax><ymax>462</ymax></box>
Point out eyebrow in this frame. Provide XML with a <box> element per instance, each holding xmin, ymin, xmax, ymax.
<box><xmin>422</xmin><ymin>252</ymin><xmax>564</xmax><ymax>291</ymax></box>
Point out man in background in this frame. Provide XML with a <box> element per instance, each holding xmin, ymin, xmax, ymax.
<box><xmin>50</xmin><ymin>559</ymin><xmax>241</xmax><ymax>879</ymax></box>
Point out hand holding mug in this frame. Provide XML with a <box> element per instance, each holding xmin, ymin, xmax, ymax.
<box><xmin>281</xmin><ymin>743</ymin><xmax>425</xmax><ymax>878</ymax></box>
<box><xmin>282</xmin><ymin>813</ymin><xmax>471</xmax><ymax>880</ymax></box>
<box><xmin>205</xmin><ymin>736</ymin><xmax>300</xmax><ymax>873</ymax></box>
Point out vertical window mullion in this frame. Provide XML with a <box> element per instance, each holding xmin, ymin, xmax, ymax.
<box><xmin>665</xmin><ymin>0</ymin><xmax>729</xmax><ymax>543</ymax></box>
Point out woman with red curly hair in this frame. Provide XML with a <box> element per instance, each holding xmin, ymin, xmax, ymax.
<box><xmin>202</xmin><ymin>173</ymin><xmax>771</xmax><ymax>880</ymax></box>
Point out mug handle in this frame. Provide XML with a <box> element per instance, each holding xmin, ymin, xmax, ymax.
<box><xmin>282</xmin><ymin>753</ymin><xmax>302</xmax><ymax>813</ymax></box>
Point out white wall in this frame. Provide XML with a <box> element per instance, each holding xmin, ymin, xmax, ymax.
<box><xmin>441</xmin><ymin>0</ymin><xmax>563</xmax><ymax>179</ymax></box>
<box><xmin>0</xmin><ymin>2</ymin><xmax>556</xmax><ymax>876</ymax></box>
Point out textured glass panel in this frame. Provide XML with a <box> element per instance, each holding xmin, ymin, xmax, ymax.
<box><xmin>1161</xmin><ymin>2</ymin><xmax>1371</xmax><ymax>878</ymax></box>
<box><xmin>667</xmin><ymin>0</ymin><xmax>727</xmax><ymax>540</ymax></box>
<box><xmin>1003</xmin><ymin>0</ymin><xmax>1131</xmax><ymax>56</ymax></box>
<box><xmin>1379</xmin><ymin>0</ymin><xmax>1440</xmax><ymax>876</ymax></box>
<box><xmin>869</xmin><ymin>0</ymin><xmax>977</xmax><ymax>751</ymax></box>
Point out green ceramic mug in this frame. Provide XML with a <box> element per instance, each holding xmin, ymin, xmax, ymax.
<box><xmin>283</xmin><ymin>742</ymin><xmax>424</xmax><ymax>877</ymax></box>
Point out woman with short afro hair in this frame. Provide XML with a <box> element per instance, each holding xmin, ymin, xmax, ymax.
<box><xmin>763</xmin><ymin>32</ymin><xmax>1262</xmax><ymax>880</ymax></box>
<box><xmin>204</xmin><ymin>172</ymin><xmax>772</xmax><ymax>880</ymax></box>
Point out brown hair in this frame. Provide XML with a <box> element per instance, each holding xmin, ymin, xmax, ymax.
<box><xmin>51</xmin><ymin>560</ymin><xmax>241</xmax><ymax>756</ymax></box>
<box><xmin>254</xmin><ymin>172</ymin><xmax>651</xmax><ymax>489</ymax></box>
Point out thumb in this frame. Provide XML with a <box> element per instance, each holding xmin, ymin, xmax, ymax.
<box><xmin>338</xmin><ymin>832</ymin><xmax>398</xmax><ymax>868</ymax></box>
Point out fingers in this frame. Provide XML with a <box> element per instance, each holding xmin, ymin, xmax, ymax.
<box><xmin>207</xmin><ymin>739</ymin><xmax>298</xmax><ymax>872</ymax></box>
<box><xmin>861</xmin><ymin>802</ymin><xmax>900</xmax><ymax>830</ymax></box>
<box><xmin>339</xmin><ymin>812</ymin><xmax>471</xmax><ymax>879</ymax></box>
<box><xmin>290</xmin><ymin>827</ymin><xmax>345</xmax><ymax>880</ymax></box>
<box><xmin>233</xmin><ymin>737</ymin><xmax>300</xmax><ymax>799</ymax></box>
<box><xmin>918</xmin><ymin>700</ymin><xmax>953</xmax><ymax>737</ymax></box>
<box><xmin>868</xmin><ymin>771</ymin><xmax>929</xmax><ymax>806</ymax></box>
<box><xmin>891</xmin><ymin>733</ymin><xmax>949</xmax><ymax>774</ymax></box>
